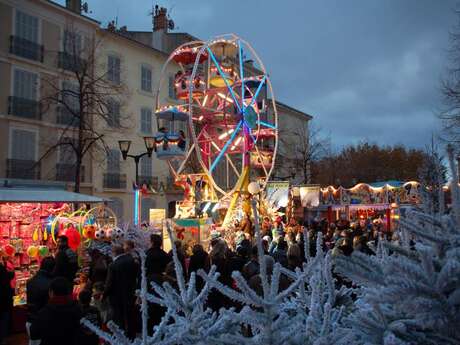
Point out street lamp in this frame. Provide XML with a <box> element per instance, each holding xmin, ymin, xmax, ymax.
<box><xmin>118</xmin><ymin>136</ymin><xmax>155</xmax><ymax>186</ymax></box>
<box><xmin>118</xmin><ymin>136</ymin><xmax>156</xmax><ymax>226</ymax></box>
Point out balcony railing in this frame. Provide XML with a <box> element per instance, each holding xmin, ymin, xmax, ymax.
<box><xmin>9</xmin><ymin>35</ymin><xmax>44</xmax><ymax>62</ymax></box>
<box><xmin>163</xmin><ymin>176</ymin><xmax>182</xmax><ymax>193</ymax></box>
<box><xmin>58</xmin><ymin>51</ymin><xmax>86</xmax><ymax>72</ymax></box>
<box><xmin>6</xmin><ymin>159</ymin><xmax>40</xmax><ymax>180</ymax></box>
<box><xmin>103</xmin><ymin>173</ymin><xmax>127</xmax><ymax>189</ymax></box>
<box><xmin>8</xmin><ymin>96</ymin><xmax>41</xmax><ymax>120</ymax></box>
<box><xmin>138</xmin><ymin>175</ymin><xmax>158</xmax><ymax>188</ymax></box>
<box><xmin>56</xmin><ymin>163</ymin><xmax>85</xmax><ymax>182</ymax></box>
<box><xmin>57</xmin><ymin>107</ymin><xmax>80</xmax><ymax>127</ymax></box>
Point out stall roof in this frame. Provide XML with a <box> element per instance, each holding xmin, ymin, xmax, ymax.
<box><xmin>0</xmin><ymin>188</ymin><xmax>105</xmax><ymax>203</ymax></box>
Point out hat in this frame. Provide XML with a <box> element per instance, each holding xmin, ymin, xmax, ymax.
<box><xmin>210</xmin><ymin>230</ymin><xmax>221</xmax><ymax>240</ymax></box>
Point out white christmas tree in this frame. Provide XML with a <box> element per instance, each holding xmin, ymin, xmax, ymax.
<box><xmin>82</xmin><ymin>202</ymin><xmax>353</xmax><ymax>344</ymax></box>
<box><xmin>334</xmin><ymin>145</ymin><xmax>460</xmax><ymax>345</ymax></box>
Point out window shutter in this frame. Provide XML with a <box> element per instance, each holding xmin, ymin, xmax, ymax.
<box><xmin>140</xmin><ymin>155</ymin><xmax>152</xmax><ymax>177</ymax></box>
<box><xmin>107</xmin><ymin>149</ymin><xmax>120</xmax><ymax>172</ymax></box>
<box><xmin>108</xmin><ymin>55</ymin><xmax>120</xmax><ymax>84</ymax></box>
<box><xmin>16</xmin><ymin>11</ymin><xmax>38</xmax><ymax>43</ymax></box>
<box><xmin>141</xmin><ymin>66</ymin><xmax>152</xmax><ymax>92</ymax></box>
<box><xmin>140</xmin><ymin>108</ymin><xmax>152</xmax><ymax>134</ymax></box>
<box><xmin>14</xmin><ymin>69</ymin><xmax>38</xmax><ymax>100</ymax></box>
<box><xmin>11</xmin><ymin>129</ymin><xmax>36</xmax><ymax>160</ymax></box>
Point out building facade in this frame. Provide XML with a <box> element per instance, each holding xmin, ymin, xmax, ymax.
<box><xmin>0</xmin><ymin>0</ymin><xmax>312</xmax><ymax>224</ymax></box>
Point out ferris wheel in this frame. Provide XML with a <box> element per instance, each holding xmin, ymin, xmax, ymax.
<box><xmin>154</xmin><ymin>34</ymin><xmax>278</xmax><ymax>218</ymax></box>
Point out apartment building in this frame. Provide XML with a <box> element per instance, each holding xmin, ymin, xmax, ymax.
<box><xmin>0</xmin><ymin>0</ymin><xmax>98</xmax><ymax>191</ymax></box>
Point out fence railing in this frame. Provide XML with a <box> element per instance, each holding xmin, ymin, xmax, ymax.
<box><xmin>6</xmin><ymin>159</ymin><xmax>40</xmax><ymax>180</ymax></box>
<box><xmin>9</xmin><ymin>35</ymin><xmax>44</xmax><ymax>62</ymax></box>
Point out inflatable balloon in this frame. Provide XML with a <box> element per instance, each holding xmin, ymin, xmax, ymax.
<box><xmin>3</xmin><ymin>244</ymin><xmax>15</xmax><ymax>256</ymax></box>
<box><xmin>45</xmin><ymin>216</ymin><xmax>55</xmax><ymax>233</ymax></box>
<box><xmin>82</xmin><ymin>225</ymin><xmax>96</xmax><ymax>239</ymax></box>
<box><xmin>95</xmin><ymin>228</ymin><xmax>105</xmax><ymax>240</ymax></box>
<box><xmin>105</xmin><ymin>228</ymin><xmax>113</xmax><ymax>240</ymax></box>
<box><xmin>38</xmin><ymin>245</ymin><xmax>49</xmax><ymax>256</ymax></box>
<box><xmin>62</xmin><ymin>226</ymin><xmax>81</xmax><ymax>250</ymax></box>
<box><xmin>27</xmin><ymin>246</ymin><xmax>39</xmax><ymax>258</ymax></box>
<box><xmin>111</xmin><ymin>227</ymin><xmax>125</xmax><ymax>240</ymax></box>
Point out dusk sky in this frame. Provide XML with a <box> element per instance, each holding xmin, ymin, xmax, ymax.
<box><xmin>60</xmin><ymin>0</ymin><xmax>458</xmax><ymax>150</ymax></box>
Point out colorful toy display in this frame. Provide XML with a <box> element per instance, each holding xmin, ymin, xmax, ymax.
<box><xmin>154</xmin><ymin>34</ymin><xmax>279</xmax><ymax>226</ymax></box>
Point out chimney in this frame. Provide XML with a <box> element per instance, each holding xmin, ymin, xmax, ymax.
<box><xmin>152</xmin><ymin>5</ymin><xmax>168</xmax><ymax>52</ymax></box>
<box><xmin>66</xmin><ymin>0</ymin><xmax>82</xmax><ymax>14</ymax></box>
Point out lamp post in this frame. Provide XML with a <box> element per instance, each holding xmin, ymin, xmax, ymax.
<box><xmin>118</xmin><ymin>136</ymin><xmax>155</xmax><ymax>186</ymax></box>
<box><xmin>118</xmin><ymin>137</ymin><xmax>155</xmax><ymax>226</ymax></box>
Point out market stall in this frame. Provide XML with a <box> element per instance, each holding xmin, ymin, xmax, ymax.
<box><xmin>0</xmin><ymin>187</ymin><xmax>104</xmax><ymax>332</ymax></box>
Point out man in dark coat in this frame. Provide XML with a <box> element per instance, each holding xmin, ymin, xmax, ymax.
<box><xmin>26</xmin><ymin>257</ymin><xmax>56</xmax><ymax>342</ymax></box>
<box><xmin>53</xmin><ymin>235</ymin><xmax>78</xmax><ymax>283</ymax></box>
<box><xmin>29</xmin><ymin>277</ymin><xmax>81</xmax><ymax>345</ymax></box>
<box><xmin>145</xmin><ymin>234</ymin><xmax>170</xmax><ymax>277</ymax></box>
<box><xmin>104</xmin><ymin>245</ymin><xmax>137</xmax><ymax>338</ymax></box>
<box><xmin>0</xmin><ymin>255</ymin><xmax>14</xmax><ymax>345</ymax></box>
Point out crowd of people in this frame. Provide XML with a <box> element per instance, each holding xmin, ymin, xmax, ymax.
<box><xmin>0</xmin><ymin>215</ymin><xmax>390</xmax><ymax>344</ymax></box>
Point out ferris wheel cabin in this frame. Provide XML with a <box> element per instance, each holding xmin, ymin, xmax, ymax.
<box><xmin>154</xmin><ymin>107</ymin><xmax>188</xmax><ymax>160</ymax></box>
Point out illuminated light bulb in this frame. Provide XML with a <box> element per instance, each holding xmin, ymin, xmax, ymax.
<box><xmin>218</xmin><ymin>129</ymin><xmax>234</xmax><ymax>140</ymax></box>
<box><xmin>211</xmin><ymin>203</ymin><xmax>219</xmax><ymax>213</ymax></box>
<box><xmin>217</xmin><ymin>93</ymin><xmax>234</xmax><ymax>103</ymax></box>
<box><xmin>198</xmin><ymin>115</ymin><xmax>204</xmax><ymax>121</ymax></box>
<box><xmin>202</xmin><ymin>95</ymin><xmax>208</xmax><ymax>107</ymax></box>
<box><xmin>202</xmin><ymin>202</ymin><xmax>211</xmax><ymax>213</ymax></box>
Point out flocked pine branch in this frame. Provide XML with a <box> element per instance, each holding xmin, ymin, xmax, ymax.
<box><xmin>335</xmin><ymin>146</ymin><xmax>460</xmax><ymax>345</ymax></box>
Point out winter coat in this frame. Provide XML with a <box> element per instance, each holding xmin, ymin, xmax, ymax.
<box><xmin>26</xmin><ymin>269</ymin><xmax>54</xmax><ymax>321</ymax></box>
<box><xmin>76</xmin><ymin>305</ymin><xmax>101</xmax><ymax>345</ymax></box>
<box><xmin>145</xmin><ymin>247</ymin><xmax>171</xmax><ymax>276</ymax></box>
<box><xmin>0</xmin><ymin>262</ymin><xmax>14</xmax><ymax>313</ymax></box>
<box><xmin>53</xmin><ymin>247</ymin><xmax>78</xmax><ymax>283</ymax></box>
<box><xmin>29</xmin><ymin>297</ymin><xmax>82</xmax><ymax>345</ymax></box>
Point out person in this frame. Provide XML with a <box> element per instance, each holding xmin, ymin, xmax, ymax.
<box><xmin>242</xmin><ymin>246</ymin><xmax>260</xmax><ymax>281</ymax></box>
<box><xmin>270</xmin><ymin>238</ymin><xmax>288</xmax><ymax>267</ymax></box>
<box><xmin>145</xmin><ymin>234</ymin><xmax>171</xmax><ymax>278</ymax></box>
<box><xmin>26</xmin><ymin>256</ymin><xmax>56</xmax><ymax>345</ymax></box>
<box><xmin>178</xmin><ymin>130</ymin><xmax>186</xmax><ymax>151</ymax></box>
<box><xmin>91</xmin><ymin>282</ymin><xmax>110</xmax><ymax>326</ymax></box>
<box><xmin>88</xmin><ymin>249</ymin><xmax>108</xmax><ymax>286</ymax></box>
<box><xmin>77</xmin><ymin>289</ymin><xmax>101</xmax><ymax>345</ymax></box>
<box><xmin>53</xmin><ymin>235</ymin><xmax>78</xmax><ymax>283</ymax></box>
<box><xmin>168</xmin><ymin>240</ymin><xmax>187</xmax><ymax>277</ymax></box>
<box><xmin>353</xmin><ymin>235</ymin><xmax>375</xmax><ymax>255</ymax></box>
<box><xmin>29</xmin><ymin>277</ymin><xmax>82</xmax><ymax>345</ymax></box>
<box><xmin>104</xmin><ymin>245</ymin><xmax>138</xmax><ymax>338</ymax></box>
<box><xmin>188</xmin><ymin>244</ymin><xmax>210</xmax><ymax>292</ymax></box>
<box><xmin>0</xmin><ymin>249</ymin><xmax>14</xmax><ymax>345</ymax></box>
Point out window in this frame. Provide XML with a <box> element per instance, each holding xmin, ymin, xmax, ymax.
<box><xmin>141</xmin><ymin>198</ymin><xmax>155</xmax><ymax>222</ymax></box>
<box><xmin>107</xmin><ymin>149</ymin><xmax>120</xmax><ymax>172</ymax></box>
<box><xmin>10</xmin><ymin>128</ymin><xmax>36</xmax><ymax>160</ymax></box>
<box><xmin>58</xmin><ymin>138</ymin><xmax>76</xmax><ymax>163</ymax></box>
<box><xmin>140</xmin><ymin>155</ymin><xmax>152</xmax><ymax>177</ymax></box>
<box><xmin>14</xmin><ymin>69</ymin><xmax>38</xmax><ymax>100</ymax></box>
<box><xmin>106</xmin><ymin>99</ymin><xmax>120</xmax><ymax>127</ymax></box>
<box><xmin>140</xmin><ymin>107</ymin><xmax>152</xmax><ymax>134</ymax></box>
<box><xmin>107</xmin><ymin>55</ymin><xmax>120</xmax><ymax>84</ymax></box>
<box><xmin>63</xmin><ymin>30</ymin><xmax>82</xmax><ymax>55</ymax></box>
<box><xmin>15</xmin><ymin>10</ymin><xmax>39</xmax><ymax>43</ymax></box>
<box><xmin>168</xmin><ymin>75</ymin><xmax>176</xmax><ymax>99</ymax></box>
<box><xmin>62</xmin><ymin>81</ymin><xmax>79</xmax><ymax>111</ymax></box>
<box><xmin>141</xmin><ymin>66</ymin><xmax>152</xmax><ymax>92</ymax></box>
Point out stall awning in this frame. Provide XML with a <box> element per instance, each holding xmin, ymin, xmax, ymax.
<box><xmin>0</xmin><ymin>188</ymin><xmax>105</xmax><ymax>203</ymax></box>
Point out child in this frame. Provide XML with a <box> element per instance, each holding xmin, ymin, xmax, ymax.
<box><xmin>77</xmin><ymin>289</ymin><xmax>101</xmax><ymax>345</ymax></box>
<box><xmin>91</xmin><ymin>282</ymin><xmax>110</xmax><ymax>327</ymax></box>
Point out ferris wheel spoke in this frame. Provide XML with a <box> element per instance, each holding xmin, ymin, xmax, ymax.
<box><xmin>247</xmin><ymin>75</ymin><xmax>267</xmax><ymax>110</ymax></box>
<box><xmin>209</xmin><ymin>120</ymin><xmax>243</xmax><ymax>173</ymax></box>
<box><xmin>176</xmin><ymin>143</ymin><xmax>196</xmax><ymax>175</ymax></box>
<box><xmin>207</xmin><ymin>47</ymin><xmax>242</xmax><ymax>113</ymax></box>
<box><xmin>253</xmin><ymin>144</ymin><xmax>270</xmax><ymax>178</ymax></box>
<box><xmin>238</xmin><ymin>40</ymin><xmax>245</xmax><ymax>111</ymax></box>
<box><xmin>257</xmin><ymin>120</ymin><xmax>277</xmax><ymax>129</ymax></box>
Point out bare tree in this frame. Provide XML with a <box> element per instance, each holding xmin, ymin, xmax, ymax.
<box><xmin>441</xmin><ymin>9</ymin><xmax>460</xmax><ymax>143</ymax></box>
<box><xmin>275</xmin><ymin>123</ymin><xmax>329</xmax><ymax>184</ymax></box>
<box><xmin>39</xmin><ymin>25</ymin><xmax>129</xmax><ymax>192</ymax></box>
